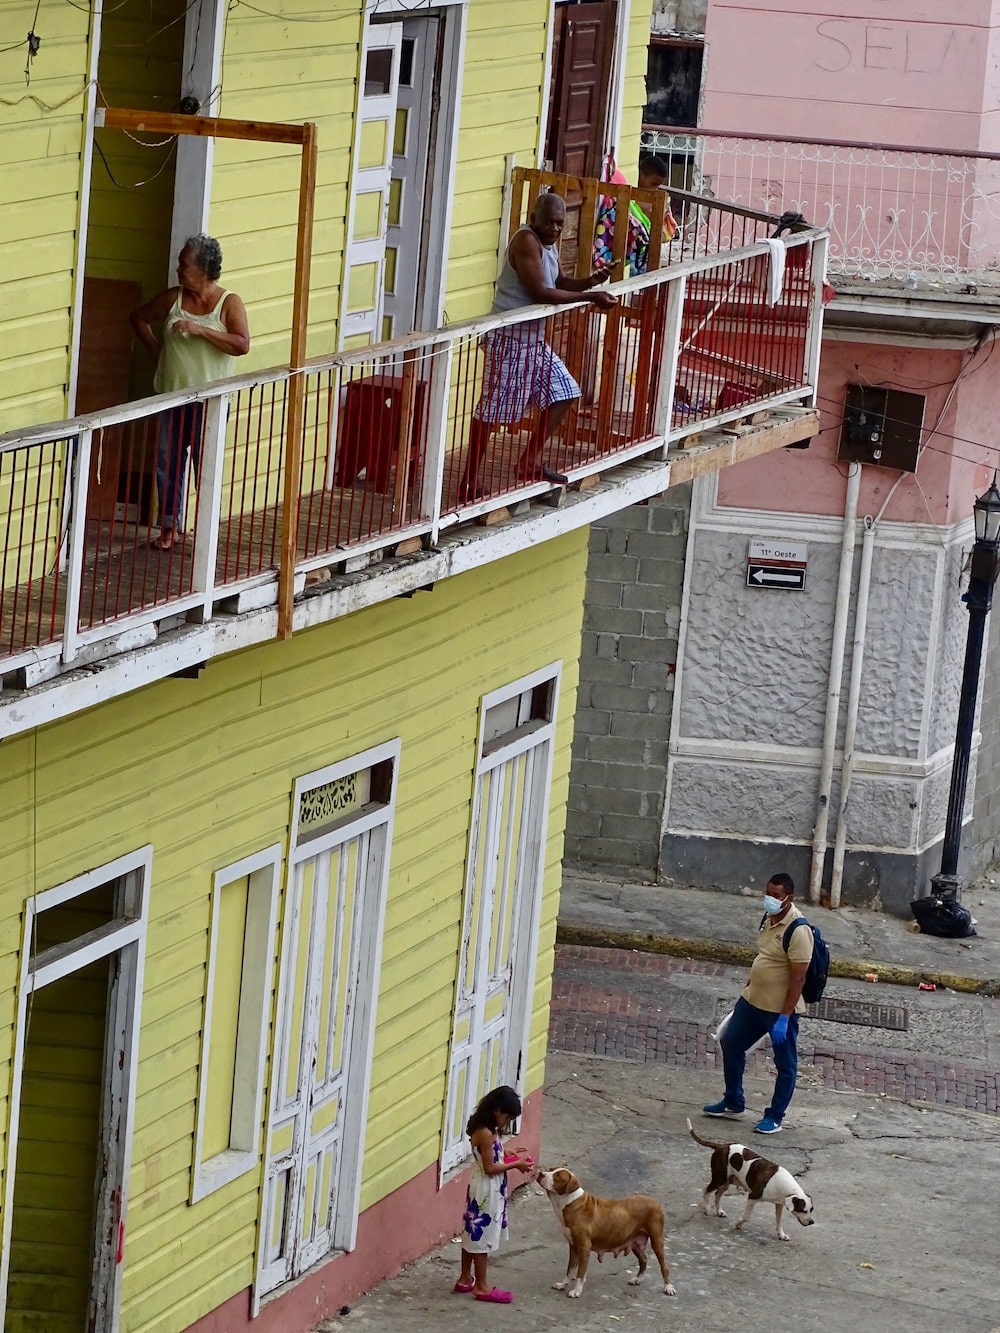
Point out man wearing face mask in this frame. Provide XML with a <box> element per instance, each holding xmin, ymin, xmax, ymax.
<box><xmin>702</xmin><ymin>872</ymin><xmax>812</xmax><ymax>1135</ymax></box>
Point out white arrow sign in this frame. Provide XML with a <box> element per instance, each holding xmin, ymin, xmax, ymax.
<box><xmin>751</xmin><ymin>568</ymin><xmax>801</xmax><ymax>584</ymax></box>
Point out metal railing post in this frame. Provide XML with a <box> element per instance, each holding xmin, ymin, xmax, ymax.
<box><xmin>652</xmin><ymin>272</ymin><xmax>687</xmax><ymax>458</ymax></box>
<box><xmin>421</xmin><ymin>341</ymin><xmax>453</xmax><ymax>546</ymax></box>
<box><xmin>189</xmin><ymin>394</ymin><xmax>228</xmax><ymax>624</ymax></box>
<box><xmin>61</xmin><ymin>429</ymin><xmax>92</xmax><ymax>666</ymax></box>
<box><xmin>805</xmin><ymin>233</ymin><xmax>830</xmax><ymax>407</ymax></box>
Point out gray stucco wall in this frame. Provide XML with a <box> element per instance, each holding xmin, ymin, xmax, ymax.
<box><xmin>661</xmin><ymin>487</ymin><xmax>972</xmax><ymax>915</ymax></box>
<box><xmin>566</xmin><ymin>479</ymin><xmax>1000</xmax><ymax>915</ymax></box>
<box><xmin>972</xmin><ymin>604</ymin><xmax>1000</xmax><ymax>874</ymax></box>
<box><xmin>564</xmin><ymin>487</ymin><xmax>691</xmax><ymax>874</ymax></box>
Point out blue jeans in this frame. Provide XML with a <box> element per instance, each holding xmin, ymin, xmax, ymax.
<box><xmin>720</xmin><ymin>996</ymin><xmax>800</xmax><ymax>1123</ymax></box>
<box><xmin>156</xmin><ymin>403</ymin><xmax>204</xmax><ymax>531</ymax></box>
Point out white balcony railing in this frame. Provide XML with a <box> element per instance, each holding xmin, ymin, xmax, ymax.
<box><xmin>641</xmin><ymin>126</ymin><xmax>1000</xmax><ymax>288</ymax></box>
<box><xmin>0</xmin><ymin>214</ymin><xmax>824</xmax><ymax>683</ymax></box>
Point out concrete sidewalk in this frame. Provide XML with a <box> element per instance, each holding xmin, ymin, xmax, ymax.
<box><xmin>312</xmin><ymin>876</ymin><xmax>1000</xmax><ymax>1332</ymax></box>
<box><xmin>322</xmin><ymin>1054</ymin><xmax>1000</xmax><ymax>1332</ymax></box>
<box><xmin>557</xmin><ymin>869</ymin><xmax>1000</xmax><ymax>994</ymax></box>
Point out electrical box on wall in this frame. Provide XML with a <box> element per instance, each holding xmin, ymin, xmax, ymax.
<box><xmin>838</xmin><ymin>385</ymin><xmax>924</xmax><ymax>471</ymax></box>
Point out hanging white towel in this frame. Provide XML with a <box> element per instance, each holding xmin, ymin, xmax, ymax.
<box><xmin>764</xmin><ymin>238</ymin><xmax>786</xmax><ymax>306</ymax></box>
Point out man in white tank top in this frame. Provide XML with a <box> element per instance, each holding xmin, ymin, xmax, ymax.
<box><xmin>458</xmin><ymin>194</ymin><xmax>619</xmax><ymax>502</ymax></box>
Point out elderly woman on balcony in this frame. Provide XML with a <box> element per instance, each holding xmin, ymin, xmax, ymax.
<box><xmin>130</xmin><ymin>234</ymin><xmax>250</xmax><ymax>551</ymax></box>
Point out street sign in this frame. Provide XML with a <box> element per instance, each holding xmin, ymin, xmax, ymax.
<box><xmin>746</xmin><ymin>537</ymin><xmax>808</xmax><ymax>590</ymax></box>
<box><xmin>747</xmin><ymin>563</ymin><xmax>806</xmax><ymax>590</ymax></box>
<box><xmin>748</xmin><ymin>538</ymin><xmax>808</xmax><ymax>564</ymax></box>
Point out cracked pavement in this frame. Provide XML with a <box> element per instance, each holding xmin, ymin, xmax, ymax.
<box><xmin>317</xmin><ymin>942</ymin><xmax>1000</xmax><ymax>1332</ymax></box>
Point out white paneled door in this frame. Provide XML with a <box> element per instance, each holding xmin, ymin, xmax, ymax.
<box><xmin>441</xmin><ymin>669</ymin><xmax>560</xmax><ymax>1174</ymax></box>
<box><xmin>257</xmin><ymin>748</ymin><xmax>397</xmax><ymax>1301</ymax></box>
<box><xmin>341</xmin><ymin>24</ymin><xmax>403</xmax><ymax>347</ymax></box>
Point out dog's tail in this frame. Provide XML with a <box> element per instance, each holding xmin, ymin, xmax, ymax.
<box><xmin>686</xmin><ymin>1117</ymin><xmax>725</xmax><ymax>1151</ymax></box>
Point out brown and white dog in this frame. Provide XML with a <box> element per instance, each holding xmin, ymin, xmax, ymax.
<box><xmin>536</xmin><ymin>1166</ymin><xmax>677</xmax><ymax>1299</ymax></box>
<box><xmin>686</xmin><ymin>1119</ymin><xmax>815</xmax><ymax>1241</ymax></box>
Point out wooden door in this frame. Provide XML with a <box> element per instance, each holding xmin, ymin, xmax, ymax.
<box><xmin>546</xmin><ymin>2</ymin><xmax>617</xmax><ymax>179</ymax></box>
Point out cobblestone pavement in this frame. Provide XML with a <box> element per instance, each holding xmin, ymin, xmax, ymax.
<box><xmin>550</xmin><ymin>944</ymin><xmax>1000</xmax><ymax>1115</ymax></box>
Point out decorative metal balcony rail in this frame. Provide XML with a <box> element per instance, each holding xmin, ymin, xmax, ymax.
<box><xmin>640</xmin><ymin>126</ymin><xmax>1000</xmax><ymax>287</ymax></box>
<box><xmin>0</xmin><ymin>200</ymin><xmax>824</xmax><ymax>683</ymax></box>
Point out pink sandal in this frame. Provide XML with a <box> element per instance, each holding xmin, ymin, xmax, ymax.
<box><xmin>475</xmin><ymin>1288</ymin><xmax>514</xmax><ymax>1304</ymax></box>
<box><xmin>453</xmin><ymin>1280</ymin><xmax>474</xmax><ymax>1294</ymax></box>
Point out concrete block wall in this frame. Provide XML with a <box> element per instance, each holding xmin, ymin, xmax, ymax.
<box><xmin>564</xmin><ymin>485</ymin><xmax>691</xmax><ymax>874</ymax></box>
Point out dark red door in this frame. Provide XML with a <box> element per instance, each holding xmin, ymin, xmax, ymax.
<box><xmin>546</xmin><ymin>1</ymin><xmax>617</xmax><ymax>179</ymax></box>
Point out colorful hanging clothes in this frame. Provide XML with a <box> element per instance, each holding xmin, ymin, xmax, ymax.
<box><xmin>593</xmin><ymin>196</ymin><xmax>677</xmax><ymax>276</ymax></box>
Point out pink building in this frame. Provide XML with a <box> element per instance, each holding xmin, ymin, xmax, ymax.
<box><xmin>567</xmin><ymin>0</ymin><xmax>1000</xmax><ymax>913</ymax></box>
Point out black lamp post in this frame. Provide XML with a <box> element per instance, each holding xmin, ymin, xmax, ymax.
<box><xmin>931</xmin><ymin>476</ymin><xmax>1000</xmax><ymax>900</ymax></box>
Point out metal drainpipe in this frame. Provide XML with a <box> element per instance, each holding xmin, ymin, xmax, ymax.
<box><xmin>809</xmin><ymin>462</ymin><xmax>862</xmax><ymax>904</ymax></box>
<box><xmin>830</xmin><ymin>514</ymin><xmax>877</xmax><ymax>908</ymax></box>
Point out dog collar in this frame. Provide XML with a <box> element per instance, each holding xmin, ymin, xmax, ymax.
<box><xmin>553</xmin><ymin>1187</ymin><xmax>585</xmax><ymax>1210</ymax></box>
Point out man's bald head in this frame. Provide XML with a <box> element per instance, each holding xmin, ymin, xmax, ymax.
<box><xmin>531</xmin><ymin>192</ymin><xmax>567</xmax><ymax>247</ymax></box>
<box><xmin>533</xmin><ymin>192</ymin><xmax>566</xmax><ymax>225</ymax></box>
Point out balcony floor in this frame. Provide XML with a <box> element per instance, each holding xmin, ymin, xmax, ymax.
<box><xmin>0</xmin><ymin>425</ymin><xmax>652</xmax><ymax>660</ymax></box>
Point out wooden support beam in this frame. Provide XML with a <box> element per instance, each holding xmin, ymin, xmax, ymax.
<box><xmin>646</xmin><ymin>188</ymin><xmax>667</xmax><ymax>270</ymax></box>
<box><xmin>391</xmin><ymin>350</ymin><xmax>419</xmax><ymax>523</ymax></box>
<box><xmin>667</xmin><ymin>409</ymin><xmax>820</xmax><ymax>485</ymax></box>
<box><xmin>98</xmin><ymin>106</ymin><xmax>318</xmax><ymax>641</ymax></box>
<box><xmin>278</xmin><ymin>121</ymin><xmax>318</xmax><ymax>639</ymax></box>
<box><xmin>577</xmin><ymin>177</ymin><xmax>599</xmax><ymax>280</ymax></box>
<box><xmin>96</xmin><ymin>107</ymin><xmax>307</xmax><ymax>145</ymax></box>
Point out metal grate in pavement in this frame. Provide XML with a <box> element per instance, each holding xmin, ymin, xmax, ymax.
<box><xmin>807</xmin><ymin>997</ymin><xmax>908</xmax><ymax>1031</ymax></box>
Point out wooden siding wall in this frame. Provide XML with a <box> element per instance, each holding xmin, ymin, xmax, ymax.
<box><xmin>0</xmin><ymin>0</ymin><xmax>652</xmax><ymax>420</ymax></box>
<box><xmin>211</xmin><ymin>3</ymin><xmax>363</xmax><ymax>370</ymax></box>
<box><xmin>0</xmin><ymin>1</ymin><xmax>92</xmax><ymax>431</ymax></box>
<box><xmin>0</xmin><ymin>530</ymin><xmax>588</xmax><ymax>1330</ymax></box>
<box><xmin>6</xmin><ymin>963</ymin><xmax>108</xmax><ymax>1333</ymax></box>
<box><xmin>622</xmin><ymin>0</ymin><xmax>655</xmax><ymax>169</ymax></box>
<box><xmin>443</xmin><ymin>0</ymin><xmax>551</xmax><ymax>322</ymax></box>
<box><xmin>212</xmin><ymin>0</ymin><xmax>557</xmax><ymax>365</ymax></box>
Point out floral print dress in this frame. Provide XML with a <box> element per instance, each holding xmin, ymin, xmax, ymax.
<box><xmin>461</xmin><ymin>1134</ymin><xmax>508</xmax><ymax>1254</ymax></box>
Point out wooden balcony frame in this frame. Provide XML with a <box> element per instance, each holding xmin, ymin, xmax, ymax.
<box><xmin>0</xmin><ymin>190</ymin><xmax>825</xmax><ymax>697</ymax></box>
<box><xmin>95</xmin><ymin>107</ymin><xmax>318</xmax><ymax>639</ymax></box>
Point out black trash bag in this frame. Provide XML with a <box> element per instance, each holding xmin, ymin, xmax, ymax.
<box><xmin>910</xmin><ymin>894</ymin><xmax>978</xmax><ymax>938</ymax></box>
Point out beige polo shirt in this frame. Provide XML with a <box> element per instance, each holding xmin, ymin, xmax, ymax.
<box><xmin>743</xmin><ymin>904</ymin><xmax>813</xmax><ymax>1014</ymax></box>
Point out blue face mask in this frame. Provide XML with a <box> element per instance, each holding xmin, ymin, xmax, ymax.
<box><xmin>763</xmin><ymin>893</ymin><xmax>785</xmax><ymax>916</ymax></box>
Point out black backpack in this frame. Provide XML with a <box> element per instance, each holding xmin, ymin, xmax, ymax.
<box><xmin>782</xmin><ymin>917</ymin><xmax>831</xmax><ymax>1004</ymax></box>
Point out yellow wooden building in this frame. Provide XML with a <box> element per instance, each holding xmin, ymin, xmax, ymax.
<box><xmin>0</xmin><ymin>0</ymin><xmax>823</xmax><ymax>1328</ymax></box>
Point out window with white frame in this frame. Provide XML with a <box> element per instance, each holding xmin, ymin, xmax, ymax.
<box><xmin>190</xmin><ymin>845</ymin><xmax>281</xmax><ymax>1203</ymax></box>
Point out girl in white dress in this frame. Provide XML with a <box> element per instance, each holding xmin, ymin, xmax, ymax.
<box><xmin>455</xmin><ymin>1085</ymin><xmax>533</xmax><ymax>1304</ymax></box>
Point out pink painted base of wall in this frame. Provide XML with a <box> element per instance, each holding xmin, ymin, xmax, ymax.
<box><xmin>185</xmin><ymin>1089</ymin><xmax>543</xmax><ymax>1333</ymax></box>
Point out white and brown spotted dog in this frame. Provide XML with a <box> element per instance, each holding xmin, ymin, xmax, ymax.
<box><xmin>536</xmin><ymin>1166</ymin><xmax>677</xmax><ymax>1299</ymax></box>
<box><xmin>686</xmin><ymin>1119</ymin><xmax>815</xmax><ymax>1241</ymax></box>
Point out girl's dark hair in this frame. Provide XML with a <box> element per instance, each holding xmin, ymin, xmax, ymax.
<box><xmin>466</xmin><ymin>1085</ymin><xmax>522</xmax><ymax>1135</ymax></box>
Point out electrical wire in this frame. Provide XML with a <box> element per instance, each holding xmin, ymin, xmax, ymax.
<box><xmin>226</xmin><ymin>0</ymin><xmax>362</xmax><ymax>23</ymax></box>
<box><xmin>0</xmin><ymin>78</ymin><xmax>91</xmax><ymax>111</ymax></box>
<box><xmin>93</xmin><ymin>135</ymin><xmax>177</xmax><ymax>189</ymax></box>
<box><xmin>60</xmin><ymin>0</ymin><xmax>136</xmax><ymax>13</ymax></box>
<box><xmin>815</xmin><ymin>392</ymin><xmax>1000</xmax><ymax>470</ymax></box>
